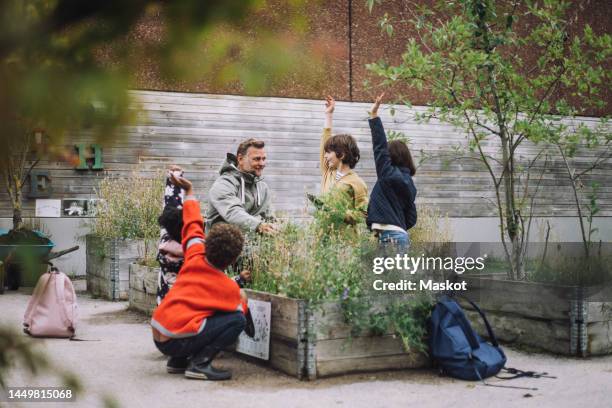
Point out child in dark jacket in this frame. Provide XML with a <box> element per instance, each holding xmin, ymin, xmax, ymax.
<box><xmin>366</xmin><ymin>94</ymin><xmax>417</xmax><ymax>249</ymax></box>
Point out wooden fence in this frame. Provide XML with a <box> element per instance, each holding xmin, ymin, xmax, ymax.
<box><xmin>1</xmin><ymin>90</ymin><xmax>610</xmax><ymax>219</ymax></box>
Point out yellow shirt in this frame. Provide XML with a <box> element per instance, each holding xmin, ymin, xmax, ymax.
<box><xmin>320</xmin><ymin>128</ymin><xmax>369</xmax><ymax>211</ymax></box>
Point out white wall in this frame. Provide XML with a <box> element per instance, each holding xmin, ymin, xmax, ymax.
<box><xmin>449</xmin><ymin>217</ymin><xmax>612</xmax><ymax>243</ymax></box>
<box><xmin>0</xmin><ymin>218</ymin><xmax>90</xmax><ymax>277</ymax></box>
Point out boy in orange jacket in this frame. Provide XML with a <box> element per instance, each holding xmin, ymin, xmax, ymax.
<box><xmin>151</xmin><ymin>174</ymin><xmax>248</xmax><ymax>381</ymax></box>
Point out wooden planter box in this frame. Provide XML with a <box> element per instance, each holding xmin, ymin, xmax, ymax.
<box><xmin>86</xmin><ymin>235</ymin><xmax>147</xmax><ymax>300</ymax></box>
<box><xmin>462</xmin><ymin>274</ymin><xmax>612</xmax><ymax>356</ymax></box>
<box><xmin>128</xmin><ymin>263</ymin><xmax>159</xmax><ymax>315</ymax></box>
<box><xmin>244</xmin><ymin>289</ymin><xmax>428</xmax><ymax>380</ymax></box>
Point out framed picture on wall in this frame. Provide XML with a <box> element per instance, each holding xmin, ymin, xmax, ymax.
<box><xmin>61</xmin><ymin>199</ymin><xmax>88</xmax><ymax>217</ymax></box>
<box><xmin>86</xmin><ymin>199</ymin><xmax>101</xmax><ymax>217</ymax></box>
<box><xmin>35</xmin><ymin>199</ymin><xmax>62</xmax><ymax>217</ymax></box>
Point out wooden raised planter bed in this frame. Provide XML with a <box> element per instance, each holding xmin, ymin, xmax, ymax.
<box><xmin>461</xmin><ymin>274</ymin><xmax>612</xmax><ymax>356</ymax></box>
<box><xmin>86</xmin><ymin>235</ymin><xmax>146</xmax><ymax>300</ymax></box>
<box><xmin>128</xmin><ymin>263</ymin><xmax>158</xmax><ymax>315</ymax></box>
<box><xmin>244</xmin><ymin>289</ymin><xmax>428</xmax><ymax>380</ymax></box>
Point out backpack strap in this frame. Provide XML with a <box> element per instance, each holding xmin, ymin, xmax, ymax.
<box><xmin>497</xmin><ymin>367</ymin><xmax>557</xmax><ymax>380</ymax></box>
<box><xmin>23</xmin><ymin>271</ymin><xmax>53</xmax><ymax>328</ymax></box>
<box><xmin>474</xmin><ymin>367</ymin><xmax>539</xmax><ymax>390</ymax></box>
<box><xmin>438</xmin><ymin>299</ymin><xmax>481</xmax><ymax>349</ymax></box>
<box><xmin>459</xmin><ymin>296</ymin><xmax>500</xmax><ymax>348</ymax></box>
<box><xmin>53</xmin><ymin>270</ymin><xmax>75</xmax><ymax>332</ymax></box>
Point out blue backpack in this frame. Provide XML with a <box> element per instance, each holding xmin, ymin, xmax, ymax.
<box><xmin>429</xmin><ymin>296</ymin><xmax>506</xmax><ymax>381</ymax></box>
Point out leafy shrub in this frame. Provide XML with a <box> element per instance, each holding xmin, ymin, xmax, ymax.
<box><xmin>90</xmin><ymin>170</ymin><xmax>164</xmax><ymax>261</ymax></box>
<box><xmin>249</xmin><ymin>192</ymin><xmax>450</xmax><ymax>352</ymax></box>
<box><xmin>528</xmin><ymin>252</ymin><xmax>612</xmax><ymax>286</ymax></box>
<box><xmin>91</xmin><ymin>171</ymin><xmax>164</xmax><ymax>241</ymax></box>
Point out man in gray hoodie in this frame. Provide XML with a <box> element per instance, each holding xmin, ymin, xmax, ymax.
<box><xmin>206</xmin><ymin>138</ymin><xmax>277</xmax><ymax>235</ymax></box>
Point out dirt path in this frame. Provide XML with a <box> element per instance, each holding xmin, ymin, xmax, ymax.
<box><xmin>1</xmin><ymin>285</ymin><xmax>611</xmax><ymax>408</ymax></box>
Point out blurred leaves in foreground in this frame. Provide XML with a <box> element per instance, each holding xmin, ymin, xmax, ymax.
<box><xmin>0</xmin><ymin>0</ymin><xmax>332</xmax><ymax>156</ymax></box>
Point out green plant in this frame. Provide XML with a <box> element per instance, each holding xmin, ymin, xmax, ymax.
<box><xmin>137</xmin><ymin>247</ymin><xmax>161</xmax><ymax>269</ymax></box>
<box><xmin>527</xmin><ymin>242</ymin><xmax>612</xmax><ymax>286</ymax></box>
<box><xmin>1</xmin><ymin>1</ymin><xmax>328</xmax><ymax>161</ymax></box>
<box><xmin>386</xmin><ymin>129</ymin><xmax>409</xmax><ymax>144</ymax></box>
<box><xmin>249</xmin><ymin>190</ymin><xmax>375</xmax><ymax>301</ymax></box>
<box><xmin>554</xmin><ymin>120</ymin><xmax>610</xmax><ymax>259</ymax></box>
<box><xmin>1</xmin><ymin>132</ymin><xmax>39</xmax><ymax>231</ymax></box>
<box><xmin>409</xmin><ymin>207</ymin><xmax>452</xmax><ymax>246</ymax></box>
<box><xmin>249</xmin><ymin>192</ymin><xmax>450</xmax><ymax>353</ymax></box>
<box><xmin>91</xmin><ymin>170</ymin><xmax>164</xmax><ymax>261</ymax></box>
<box><xmin>367</xmin><ymin>0</ymin><xmax>611</xmax><ymax>280</ymax></box>
<box><xmin>342</xmin><ymin>294</ymin><xmax>434</xmax><ymax>354</ymax></box>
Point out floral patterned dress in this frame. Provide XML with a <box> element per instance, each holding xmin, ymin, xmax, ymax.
<box><xmin>156</xmin><ymin>175</ymin><xmax>185</xmax><ymax>304</ymax></box>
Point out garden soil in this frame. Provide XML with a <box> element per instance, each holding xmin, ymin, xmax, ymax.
<box><xmin>1</xmin><ymin>280</ymin><xmax>611</xmax><ymax>408</ymax></box>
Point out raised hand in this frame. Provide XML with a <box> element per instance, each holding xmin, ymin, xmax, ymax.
<box><xmin>369</xmin><ymin>92</ymin><xmax>385</xmax><ymax>118</ymax></box>
<box><xmin>239</xmin><ymin>269</ymin><xmax>252</xmax><ymax>282</ymax></box>
<box><xmin>325</xmin><ymin>95</ymin><xmax>335</xmax><ymax>114</ymax></box>
<box><xmin>168</xmin><ymin>164</ymin><xmax>184</xmax><ymax>179</ymax></box>
<box><xmin>169</xmin><ymin>173</ymin><xmax>193</xmax><ymax>196</ymax></box>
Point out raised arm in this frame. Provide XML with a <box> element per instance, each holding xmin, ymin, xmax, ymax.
<box><xmin>320</xmin><ymin>95</ymin><xmax>335</xmax><ymax>174</ymax></box>
<box><xmin>169</xmin><ymin>174</ymin><xmax>205</xmax><ymax>262</ymax></box>
<box><xmin>164</xmin><ymin>165</ymin><xmax>185</xmax><ymax>209</ymax></box>
<box><xmin>368</xmin><ymin>93</ymin><xmax>394</xmax><ymax>179</ymax></box>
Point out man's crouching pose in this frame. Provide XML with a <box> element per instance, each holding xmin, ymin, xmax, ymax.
<box><xmin>151</xmin><ymin>174</ymin><xmax>248</xmax><ymax>381</ymax></box>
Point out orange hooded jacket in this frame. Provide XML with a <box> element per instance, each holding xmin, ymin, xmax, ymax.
<box><xmin>151</xmin><ymin>197</ymin><xmax>247</xmax><ymax>339</ymax></box>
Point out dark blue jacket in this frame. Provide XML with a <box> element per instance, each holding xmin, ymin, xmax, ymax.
<box><xmin>366</xmin><ymin>117</ymin><xmax>417</xmax><ymax>230</ymax></box>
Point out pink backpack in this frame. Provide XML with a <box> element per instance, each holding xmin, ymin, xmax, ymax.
<box><xmin>23</xmin><ymin>267</ymin><xmax>78</xmax><ymax>338</ymax></box>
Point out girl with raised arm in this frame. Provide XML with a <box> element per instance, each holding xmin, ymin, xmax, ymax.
<box><xmin>366</xmin><ymin>94</ymin><xmax>417</xmax><ymax>248</ymax></box>
<box><xmin>319</xmin><ymin>96</ymin><xmax>368</xmax><ymax>221</ymax></box>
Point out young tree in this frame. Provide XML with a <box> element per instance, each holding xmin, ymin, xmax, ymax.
<box><xmin>367</xmin><ymin>0</ymin><xmax>611</xmax><ymax>279</ymax></box>
<box><xmin>551</xmin><ymin>119</ymin><xmax>610</xmax><ymax>259</ymax></box>
<box><xmin>1</xmin><ymin>131</ymin><xmax>39</xmax><ymax>231</ymax></box>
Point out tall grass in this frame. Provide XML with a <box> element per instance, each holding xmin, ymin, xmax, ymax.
<box><xmin>249</xmin><ymin>190</ymin><xmax>376</xmax><ymax>301</ymax></box>
<box><xmin>90</xmin><ymin>170</ymin><xmax>164</xmax><ymax>261</ymax></box>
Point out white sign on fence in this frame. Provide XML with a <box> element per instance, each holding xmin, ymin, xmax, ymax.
<box><xmin>236</xmin><ymin>299</ymin><xmax>271</xmax><ymax>360</ymax></box>
<box><xmin>35</xmin><ymin>199</ymin><xmax>61</xmax><ymax>217</ymax></box>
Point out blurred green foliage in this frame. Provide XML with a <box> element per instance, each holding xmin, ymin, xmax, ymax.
<box><xmin>0</xmin><ymin>0</ymin><xmax>326</xmax><ymax>154</ymax></box>
<box><xmin>0</xmin><ymin>1</ymin><xmax>326</xmax><ymax>401</ymax></box>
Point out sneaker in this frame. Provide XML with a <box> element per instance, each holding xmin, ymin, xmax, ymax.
<box><xmin>184</xmin><ymin>360</ymin><xmax>232</xmax><ymax>381</ymax></box>
<box><xmin>166</xmin><ymin>356</ymin><xmax>189</xmax><ymax>374</ymax></box>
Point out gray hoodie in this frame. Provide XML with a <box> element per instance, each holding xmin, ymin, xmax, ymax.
<box><xmin>205</xmin><ymin>153</ymin><xmax>274</xmax><ymax>233</ymax></box>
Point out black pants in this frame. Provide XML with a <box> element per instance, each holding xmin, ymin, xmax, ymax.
<box><xmin>155</xmin><ymin>311</ymin><xmax>246</xmax><ymax>363</ymax></box>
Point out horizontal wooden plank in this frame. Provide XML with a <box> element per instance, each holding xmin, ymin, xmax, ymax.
<box><xmin>244</xmin><ymin>289</ymin><xmax>303</xmax><ymax>341</ymax></box>
<box><xmin>464</xmin><ymin>309</ymin><xmax>571</xmax><ymax>354</ymax></box>
<box><xmin>315</xmin><ymin>334</ymin><xmax>411</xmax><ymax>360</ymax></box>
<box><xmin>461</xmin><ymin>276</ymin><xmax>573</xmax><ymax>320</ymax></box>
<box><xmin>586</xmin><ymin>322</ymin><xmax>612</xmax><ymax>355</ymax></box>
<box><xmin>2</xmin><ymin>91</ymin><xmax>610</xmax><ymax>220</ymax></box>
<box><xmin>315</xmin><ymin>353</ymin><xmax>429</xmax><ymax>378</ymax></box>
<box><xmin>268</xmin><ymin>336</ymin><xmax>301</xmax><ymax>378</ymax></box>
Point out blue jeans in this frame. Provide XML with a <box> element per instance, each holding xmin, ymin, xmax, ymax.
<box><xmin>155</xmin><ymin>311</ymin><xmax>246</xmax><ymax>364</ymax></box>
<box><xmin>378</xmin><ymin>230</ymin><xmax>410</xmax><ymax>253</ymax></box>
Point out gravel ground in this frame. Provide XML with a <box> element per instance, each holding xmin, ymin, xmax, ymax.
<box><xmin>1</xmin><ymin>282</ymin><xmax>611</xmax><ymax>408</ymax></box>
